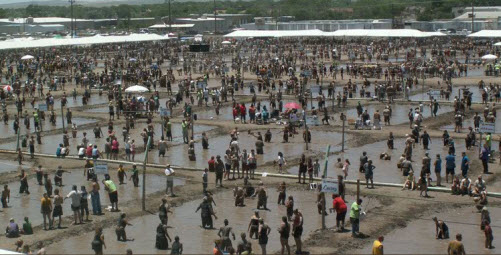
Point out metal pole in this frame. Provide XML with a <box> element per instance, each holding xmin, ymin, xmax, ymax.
<box><xmin>304</xmin><ymin>112</ymin><xmax>309</xmax><ymax>150</ymax></box>
<box><xmin>322</xmin><ymin>145</ymin><xmax>331</xmax><ymax>178</ymax></box>
<box><xmin>341</xmin><ymin>113</ymin><xmax>345</xmax><ymax>152</ymax></box>
<box><xmin>213</xmin><ymin>0</ymin><xmax>217</xmax><ymax>35</ymax></box>
<box><xmin>191</xmin><ymin>110</ymin><xmax>194</xmax><ymax>140</ymax></box>
<box><xmin>61</xmin><ymin>105</ymin><xmax>65</xmax><ymax>133</ymax></box>
<box><xmin>168</xmin><ymin>0</ymin><xmax>172</xmax><ymax>33</ymax></box>
<box><xmin>142</xmin><ymin>136</ymin><xmax>152</xmax><ymax>211</ymax></box>
<box><xmin>356</xmin><ymin>179</ymin><xmax>360</xmax><ymax>201</ymax></box>
<box><xmin>471</xmin><ymin>2</ymin><xmax>475</xmax><ymax>33</ymax></box>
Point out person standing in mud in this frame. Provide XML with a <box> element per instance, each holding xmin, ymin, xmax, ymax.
<box><xmin>159</xmin><ymin>198</ymin><xmax>172</xmax><ymax>225</ymax></box>
<box><xmin>359</xmin><ymin>152</ymin><xmax>368</xmax><ymax>173</ymax></box>
<box><xmin>278</xmin><ymin>182</ymin><xmax>287</xmax><ymax>205</ymax></box>
<box><xmin>195</xmin><ymin>197</ymin><xmax>217</xmax><ymax>229</ymax></box>
<box><xmin>91</xmin><ymin>227</ymin><xmax>106</xmax><ymax>255</ymax></box>
<box><xmin>115</xmin><ymin>213</ymin><xmax>133</xmax><ymax>242</ymax></box>
<box><xmin>18</xmin><ymin>169</ymin><xmax>29</xmax><ymax>195</ymax></box>
<box><xmin>248</xmin><ymin>211</ymin><xmax>260</xmax><ymax>239</ymax></box>
<box><xmin>217</xmin><ymin>219</ymin><xmax>236</xmax><ymax>252</ymax></box>
<box><xmin>103</xmin><ymin>174</ymin><xmax>118</xmax><ymax>212</ymax></box>
<box><xmin>278</xmin><ymin>216</ymin><xmax>291</xmax><ymax>255</ymax></box>
<box><xmin>129</xmin><ymin>164</ymin><xmax>139</xmax><ymax>187</ymax></box>
<box><xmin>254</xmin><ymin>182</ymin><xmax>268</xmax><ymax>210</ymax></box>
<box><xmin>90</xmin><ymin>176</ymin><xmax>102</xmax><ymax>215</ymax></box>
<box><xmin>215</xmin><ymin>155</ymin><xmax>224</xmax><ymax>188</ymax></box>
<box><xmin>292</xmin><ymin>209</ymin><xmax>304</xmax><ymax>254</ymax></box>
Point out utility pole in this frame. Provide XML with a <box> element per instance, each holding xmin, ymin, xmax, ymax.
<box><xmin>340</xmin><ymin>113</ymin><xmax>345</xmax><ymax>152</ymax></box>
<box><xmin>471</xmin><ymin>2</ymin><xmax>475</xmax><ymax>33</ymax></box>
<box><xmin>69</xmin><ymin>0</ymin><xmax>75</xmax><ymax>38</ymax></box>
<box><xmin>168</xmin><ymin>0</ymin><xmax>172</xmax><ymax>33</ymax></box>
<box><xmin>213</xmin><ymin>0</ymin><xmax>217</xmax><ymax>35</ymax></box>
<box><xmin>304</xmin><ymin>111</ymin><xmax>309</xmax><ymax>150</ymax></box>
<box><xmin>142</xmin><ymin>136</ymin><xmax>151</xmax><ymax>211</ymax></box>
<box><xmin>61</xmin><ymin>104</ymin><xmax>65</xmax><ymax>133</ymax></box>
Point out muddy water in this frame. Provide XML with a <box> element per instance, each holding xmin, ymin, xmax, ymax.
<box><xmin>47</xmin><ymin>189</ymin><xmax>380</xmax><ymax>254</ymax></box>
<box><xmin>137</xmin><ymin>129</ymin><xmax>339</xmax><ymax>169</ymax></box>
<box><xmin>352</xmin><ymin>206</ymin><xmax>501</xmax><ymax>254</ymax></box>
<box><xmin>0</xmin><ymin>170</ymin><xmax>184</xmax><ymax>228</ymax></box>
<box><xmin>0</xmin><ymin>117</ymin><xmax>97</xmax><ymax>139</ymax></box>
<box><xmin>5</xmin><ymin>95</ymin><xmax>110</xmax><ymax>110</ymax></box>
<box><xmin>0</xmin><ymin>159</ymin><xmax>32</xmax><ymax>174</ymax></box>
<box><xmin>441</xmin><ymin>116</ymin><xmax>501</xmax><ymax>134</ymax></box>
<box><xmin>287</xmin><ymin>138</ymin><xmax>467</xmax><ymax>186</ymax></box>
<box><xmin>1</xmin><ymin>124</ymin><xmax>214</xmax><ymax>156</ymax></box>
<box><xmin>342</xmin><ymin>104</ymin><xmax>455</xmax><ymax>126</ymax></box>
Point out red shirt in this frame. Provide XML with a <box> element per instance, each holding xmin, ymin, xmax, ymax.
<box><xmin>208</xmin><ymin>159</ymin><xmax>215</xmax><ymax>171</ymax></box>
<box><xmin>240</xmin><ymin>105</ymin><xmax>246</xmax><ymax>115</ymax></box>
<box><xmin>86</xmin><ymin>146</ymin><xmax>93</xmax><ymax>157</ymax></box>
<box><xmin>233</xmin><ymin>108</ymin><xmax>238</xmax><ymax>117</ymax></box>
<box><xmin>333</xmin><ymin>197</ymin><xmax>347</xmax><ymax>213</ymax></box>
<box><xmin>485</xmin><ymin>225</ymin><xmax>492</xmax><ymax>237</ymax></box>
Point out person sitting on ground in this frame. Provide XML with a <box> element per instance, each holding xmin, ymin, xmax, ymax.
<box><xmin>433</xmin><ymin>217</ymin><xmax>449</xmax><ymax>239</ymax></box>
<box><xmin>460</xmin><ymin>177</ymin><xmax>472</xmax><ymax>196</ymax></box>
<box><xmin>473</xmin><ymin>175</ymin><xmax>486</xmax><ymax>196</ymax></box>
<box><xmin>475</xmin><ymin>193</ymin><xmax>488</xmax><ymax>211</ymax></box>
<box><xmin>21</xmin><ymin>217</ymin><xmax>32</xmax><ymax>235</ymax></box>
<box><xmin>5</xmin><ymin>218</ymin><xmax>20</xmax><ymax>238</ymax></box>
<box><xmin>402</xmin><ymin>170</ymin><xmax>416</xmax><ymax>190</ymax></box>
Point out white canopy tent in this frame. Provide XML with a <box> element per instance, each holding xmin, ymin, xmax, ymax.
<box><xmin>224</xmin><ymin>29</ymin><xmax>446</xmax><ymax>38</ymax></box>
<box><xmin>125</xmin><ymin>85</ymin><xmax>149</xmax><ymax>93</ymax></box>
<box><xmin>494</xmin><ymin>42</ymin><xmax>501</xmax><ymax>46</ymax></box>
<box><xmin>0</xmin><ymin>33</ymin><xmax>171</xmax><ymax>51</ymax></box>
<box><xmin>481</xmin><ymin>54</ymin><xmax>498</xmax><ymax>60</ymax></box>
<box><xmin>468</xmin><ymin>30</ymin><xmax>501</xmax><ymax>38</ymax></box>
<box><xmin>224</xmin><ymin>29</ymin><xmax>325</xmax><ymax>38</ymax></box>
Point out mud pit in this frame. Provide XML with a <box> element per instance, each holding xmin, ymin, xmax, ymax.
<box><xmin>46</xmin><ymin>189</ymin><xmax>380</xmax><ymax>254</ymax></box>
<box><xmin>351</xmin><ymin>206</ymin><xmax>501</xmax><ymax>254</ymax></box>
<box><xmin>0</xmin><ymin>170</ymin><xmax>184</xmax><ymax>228</ymax></box>
<box><xmin>0</xmin><ymin>117</ymin><xmax>98</xmax><ymax>139</ymax></box>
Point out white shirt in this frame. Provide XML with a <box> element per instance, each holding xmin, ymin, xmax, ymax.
<box><xmin>78</xmin><ymin>147</ymin><xmax>85</xmax><ymax>156</ymax></box>
<box><xmin>165</xmin><ymin>167</ymin><xmax>174</xmax><ymax>176</ymax></box>
<box><xmin>66</xmin><ymin>190</ymin><xmax>81</xmax><ymax>207</ymax></box>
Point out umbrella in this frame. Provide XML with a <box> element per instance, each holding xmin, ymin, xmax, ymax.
<box><xmin>125</xmin><ymin>85</ymin><xmax>148</xmax><ymax>93</ymax></box>
<box><xmin>3</xmin><ymin>85</ymin><xmax>13</xmax><ymax>92</ymax></box>
<box><xmin>21</xmin><ymin>55</ymin><xmax>34</xmax><ymax>60</ymax></box>
<box><xmin>481</xmin><ymin>54</ymin><xmax>498</xmax><ymax>60</ymax></box>
<box><xmin>129</xmin><ymin>58</ymin><xmax>137</xmax><ymax>62</ymax></box>
<box><xmin>284</xmin><ymin>102</ymin><xmax>301</xmax><ymax>109</ymax></box>
<box><xmin>222</xmin><ymin>40</ymin><xmax>231</xmax><ymax>45</ymax></box>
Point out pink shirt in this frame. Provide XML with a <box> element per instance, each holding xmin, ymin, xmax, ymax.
<box><xmin>111</xmin><ymin>140</ymin><xmax>119</xmax><ymax>150</ymax></box>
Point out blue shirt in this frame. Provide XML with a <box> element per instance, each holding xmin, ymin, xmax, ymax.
<box><xmin>481</xmin><ymin>147</ymin><xmax>490</xmax><ymax>161</ymax></box>
<box><xmin>56</xmin><ymin>147</ymin><xmax>62</xmax><ymax>157</ymax></box>
<box><xmin>445</xmin><ymin>155</ymin><xmax>455</xmax><ymax>169</ymax></box>
<box><xmin>461</xmin><ymin>156</ymin><xmax>469</xmax><ymax>170</ymax></box>
<box><xmin>434</xmin><ymin>159</ymin><xmax>442</xmax><ymax>172</ymax></box>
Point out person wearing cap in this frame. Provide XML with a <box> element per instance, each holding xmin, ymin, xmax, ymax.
<box><xmin>5</xmin><ymin>218</ymin><xmax>20</xmax><ymax>238</ymax></box>
<box><xmin>165</xmin><ymin>165</ymin><xmax>175</xmax><ymax>197</ymax></box>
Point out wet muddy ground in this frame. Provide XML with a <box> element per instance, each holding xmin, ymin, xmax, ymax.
<box><xmin>46</xmin><ymin>189</ymin><xmax>380</xmax><ymax>254</ymax></box>
<box><xmin>0</xmin><ymin>169</ymin><xmax>184</xmax><ymax>228</ymax></box>
<box><xmin>352</xmin><ymin>206</ymin><xmax>501</xmax><ymax>254</ymax></box>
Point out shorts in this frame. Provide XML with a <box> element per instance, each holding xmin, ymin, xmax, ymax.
<box><xmin>446</xmin><ymin>168</ymin><xmax>455</xmax><ymax>175</ymax></box>
<box><xmin>125</xmin><ymin>149</ymin><xmax>131</xmax><ymax>154</ymax></box>
<box><xmin>159</xmin><ymin>150</ymin><xmax>166</xmax><ymax>156</ymax></box>
<box><xmin>53</xmin><ymin>205</ymin><xmax>63</xmax><ymax>217</ymax></box>
<box><xmin>71</xmin><ymin>205</ymin><xmax>81</xmax><ymax>211</ymax></box>
<box><xmin>336</xmin><ymin>211</ymin><xmax>347</xmax><ymax>221</ymax></box>
<box><xmin>112</xmin><ymin>148</ymin><xmax>118</xmax><ymax>154</ymax></box>
<box><xmin>293</xmin><ymin>226</ymin><xmax>303</xmax><ymax>238</ymax></box>
<box><xmin>109</xmin><ymin>191</ymin><xmax>118</xmax><ymax>203</ymax></box>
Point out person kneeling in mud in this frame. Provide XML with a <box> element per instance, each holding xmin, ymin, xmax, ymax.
<box><xmin>402</xmin><ymin>170</ymin><xmax>416</xmax><ymax>190</ymax></box>
<box><xmin>379</xmin><ymin>152</ymin><xmax>391</xmax><ymax>160</ymax></box>
<box><xmin>233</xmin><ymin>187</ymin><xmax>245</xmax><ymax>207</ymax></box>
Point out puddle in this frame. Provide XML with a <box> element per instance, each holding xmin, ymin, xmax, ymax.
<box><xmin>137</xmin><ymin>129</ymin><xmax>337</xmax><ymax>168</ymax></box>
<box><xmin>441</xmin><ymin>116</ymin><xmax>501</xmax><ymax>134</ymax></box>
<box><xmin>352</xmin><ymin>206</ymin><xmax>501</xmax><ymax>254</ymax></box>
<box><xmin>0</xmin><ymin>124</ymin><xmax>215</xmax><ymax>155</ymax></box>
<box><xmin>342</xmin><ymin>104</ymin><xmax>455</xmax><ymax>126</ymax></box>
<box><xmin>0</xmin><ymin>170</ymin><xmax>184</xmax><ymax>228</ymax></box>
<box><xmin>0</xmin><ymin>117</ymin><xmax>97</xmax><ymax>139</ymax></box>
<box><xmin>287</xmin><ymin>138</ymin><xmax>467</xmax><ymax>185</ymax></box>
<box><xmin>47</xmin><ymin>189</ymin><xmax>379</xmax><ymax>254</ymax></box>
<box><xmin>0</xmin><ymin>160</ymin><xmax>32</xmax><ymax>174</ymax></box>
<box><xmin>6</xmin><ymin>95</ymin><xmax>110</xmax><ymax>110</ymax></box>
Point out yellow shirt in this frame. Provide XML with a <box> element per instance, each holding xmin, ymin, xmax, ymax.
<box><xmin>372</xmin><ymin>240</ymin><xmax>383</xmax><ymax>255</ymax></box>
